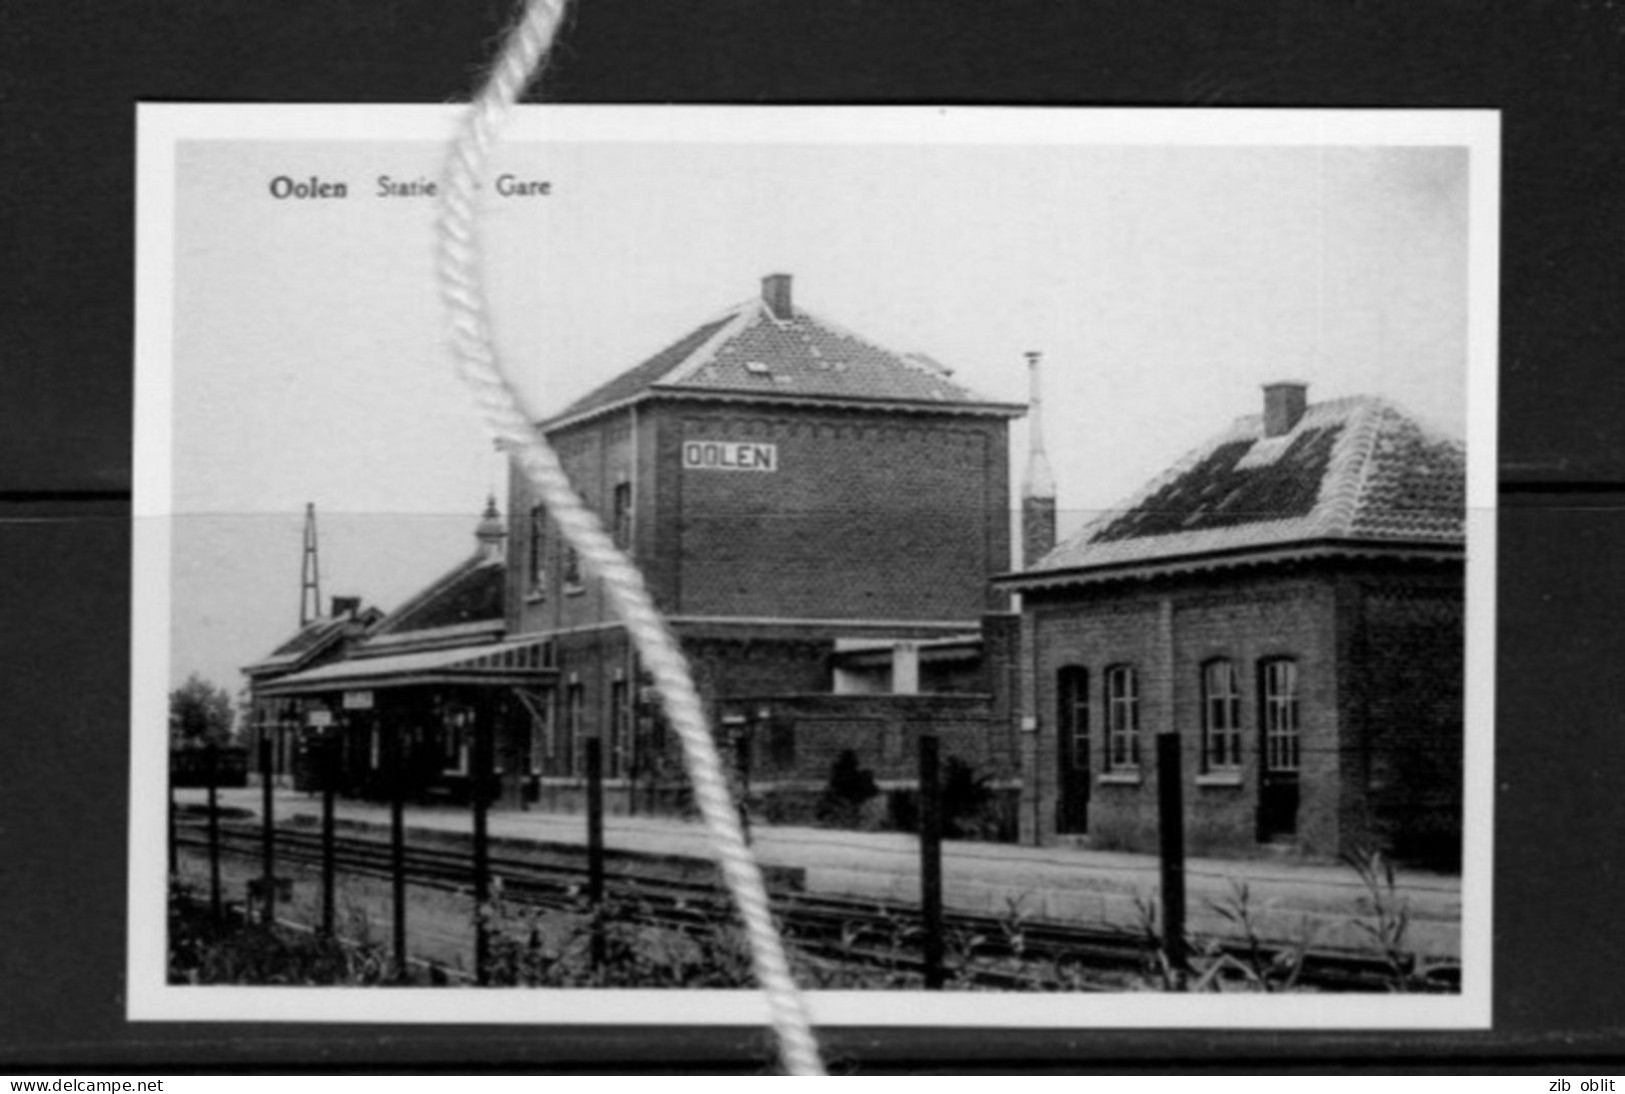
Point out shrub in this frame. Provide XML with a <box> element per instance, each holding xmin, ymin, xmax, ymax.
<box><xmin>814</xmin><ymin>750</ymin><xmax>879</xmax><ymax>829</ymax></box>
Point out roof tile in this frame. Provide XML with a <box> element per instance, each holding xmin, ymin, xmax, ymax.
<box><xmin>369</xmin><ymin>557</ymin><xmax>505</xmax><ymax>638</ymax></box>
<box><xmin>546</xmin><ymin>286</ymin><xmax>1016</xmax><ymax>426</ymax></box>
<box><xmin>1028</xmin><ymin>395</ymin><xmax>1464</xmax><ymax>576</ymax></box>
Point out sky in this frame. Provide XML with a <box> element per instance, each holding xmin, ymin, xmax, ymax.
<box><xmin>155</xmin><ymin>108</ymin><xmax>1480</xmax><ymax>699</ymax></box>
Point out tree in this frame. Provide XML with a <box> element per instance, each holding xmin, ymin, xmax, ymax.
<box><xmin>169</xmin><ymin>673</ymin><xmax>235</xmax><ymax>749</ymax></box>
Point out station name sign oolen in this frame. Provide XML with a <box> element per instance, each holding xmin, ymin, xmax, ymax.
<box><xmin>682</xmin><ymin>440</ymin><xmax>778</xmax><ymax>472</ymax></box>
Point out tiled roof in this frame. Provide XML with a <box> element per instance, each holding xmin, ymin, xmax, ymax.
<box><xmin>548</xmin><ymin>285</ymin><xmax>1019</xmax><ymax>426</ymax></box>
<box><xmin>268</xmin><ymin>617</ymin><xmax>347</xmax><ymax>659</ymax></box>
<box><xmin>366</xmin><ymin>556</ymin><xmax>506</xmax><ymax>641</ymax></box>
<box><xmin>256</xmin><ymin>636</ymin><xmax>555</xmax><ymax>696</ymax></box>
<box><xmin>1025</xmin><ymin>395</ymin><xmax>1465</xmax><ymax>577</ymax></box>
<box><xmin>245</xmin><ymin>609</ymin><xmax>381</xmax><ymax>676</ymax></box>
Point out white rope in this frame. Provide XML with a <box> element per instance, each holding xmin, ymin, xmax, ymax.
<box><xmin>433</xmin><ymin>1</ymin><xmax>824</xmax><ymax>1076</ymax></box>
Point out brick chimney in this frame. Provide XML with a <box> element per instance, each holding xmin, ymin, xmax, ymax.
<box><xmin>1263</xmin><ymin>381</ymin><xmax>1308</xmax><ymax>437</ymax></box>
<box><xmin>1021</xmin><ymin>350</ymin><xmax>1058</xmax><ymax>567</ymax></box>
<box><xmin>761</xmin><ymin>273</ymin><xmax>793</xmax><ymax>320</ymax></box>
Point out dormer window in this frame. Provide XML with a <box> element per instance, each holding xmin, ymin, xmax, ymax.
<box><xmin>744</xmin><ymin>360</ymin><xmax>772</xmax><ymax>376</ymax></box>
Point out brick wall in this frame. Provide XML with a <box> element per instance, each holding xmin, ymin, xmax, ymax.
<box><xmin>1168</xmin><ymin>578</ymin><xmax>1342</xmax><ymax>859</ymax></box>
<box><xmin>722</xmin><ymin>692</ymin><xmax>1006</xmax><ymax>785</ymax></box>
<box><xmin>1025</xmin><ymin>568</ymin><xmax>1344</xmax><ymax>858</ymax></box>
<box><xmin>506</xmin><ymin>414</ymin><xmax>637</xmax><ymax>635</ymax></box>
<box><xmin>684</xmin><ymin>632</ymin><xmax>834</xmax><ymax>700</ymax></box>
<box><xmin>1339</xmin><ymin>568</ymin><xmax>1465</xmax><ymax>867</ymax></box>
<box><xmin>1021</xmin><ymin>559</ymin><xmax>1463</xmax><ymax>865</ymax></box>
<box><xmin>545</xmin><ymin>628</ymin><xmax>633</xmax><ymax>778</ymax></box>
<box><xmin>658</xmin><ymin>403</ymin><xmax>1010</xmax><ymax>622</ymax></box>
<box><xmin>511</xmin><ymin>399</ymin><xmax>1012</xmax><ymax>629</ymax></box>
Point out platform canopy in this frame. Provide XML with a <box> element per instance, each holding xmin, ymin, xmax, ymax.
<box><xmin>256</xmin><ymin>636</ymin><xmax>555</xmax><ymax>696</ymax></box>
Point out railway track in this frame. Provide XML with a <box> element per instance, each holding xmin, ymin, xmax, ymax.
<box><xmin>174</xmin><ymin>816</ymin><xmax>1455</xmax><ymax>992</ymax></box>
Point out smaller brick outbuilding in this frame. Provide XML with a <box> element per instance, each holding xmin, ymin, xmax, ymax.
<box><xmin>1001</xmin><ymin>383</ymin><xmax>1466</xmax><ymax>868</ymax></box>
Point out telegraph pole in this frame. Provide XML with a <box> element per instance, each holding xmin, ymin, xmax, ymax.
<box><xmin>300</xmin><ymin>502</ymin><xmax>321</xmax><ymax>627</ymax></box>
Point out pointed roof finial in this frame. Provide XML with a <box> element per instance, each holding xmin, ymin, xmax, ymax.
<box><xmin>475</xmin><ymin>494</ymin><xmax>506</xmax><ymax>561</ymax></box>
<box><xmin>1023</xmin><ymin>351</ymin><xmax>1056</xmax><ymax>500</ymax></box>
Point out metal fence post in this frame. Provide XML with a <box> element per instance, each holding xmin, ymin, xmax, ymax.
<box><xmin>259</xmin><ymin>731</ymin><xmax>275</xmax><ymax>925</ymax></box>
<box><xmin>207</xmin><ymin>742</ymin><xmax>222</xmax><ymax>920</ymax></box>
<box><xmin>473</xmin><ymin>708</ymin><xmax>492</xmax><ymax>985</ymax></box>
<box><xmin>390</xmin><ymin>727</ymin><xmax>407</xmax><ymax>977</ymax></box>
<box><xmin>167</xmin><ymin>767</ymin><xmax>177</xmax><ymax>881</ymax></box>
<box><xmin>585</xmin><ymin>736</ymin><xmax>606</xmax><ymax>969</ymax></box>
<box><xmin>734</xmin><ymin>726</ymin><xmax>753</xmax><ymax>846</ymax></box>
<box><xmin>321</xmin><ymin>733</ymin><xmax>336</xmax><ymax>935</ymax></box>
<box><xmin>918</xmin><ymin>733</ymin><xmax>945</xmax><ymax>990</ymax></box>
<box><xmin>1156</xmin><ymin>731</ymin><xmax>1188</xmax><ymax>979</ymax></box>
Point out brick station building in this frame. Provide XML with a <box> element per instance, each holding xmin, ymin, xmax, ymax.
<box><xmin>247</xmin><ymin>501</ymin><xmax>557</xmax><ymax>806</ymax></box>
<box><xmin>247</xmin><ymin>274</ymin><xmax>1027</xmax><ymax>819</ymax></box>
<box><xmin>1000</xmin><ymin>383</ymin><xmax>1467</xmax><ymax>867</ymax></box>
<box><xmin>240</xmin><ymin>277</ymin><xmax>1466</xmax><ymax>865</ymax></box>
<box><xmin>509</xmin><ymin>272</ymin><xmax>1025</xmax><ymax>814</ymax></box>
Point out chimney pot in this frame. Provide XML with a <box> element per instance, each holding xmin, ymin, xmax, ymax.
<box><xmin>1263</xmin><ymin>381</ymin><xmax>1308</xmax><ymax>437</ymax></box>
<box><xmin>1021</xmin><ymin>350</ymin><xmax>1058</xmax><ymax>568</ymax></box>
<box><xmin>761</xmin><ymin>273</ymin><xmax>793</xmax><ymax>319</ymax></box>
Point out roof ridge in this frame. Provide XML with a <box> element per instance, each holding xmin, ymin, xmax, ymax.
<box><xmin>794</xmin><ymin>306</ymin><xmax>1000</xmax><ymax>405</ymax></box>
<box><xmin>1025</xmin><ymin>391</ymin><xmax>1463</xmax><ymax>577</ymax></box>
<box><xmin>659</xmin><ymin>297</ymin><xmax>763</xmax><ymax>386</ymax></box>
<box><xmin>1315</xmin><ymin>397</ymin><xmax>1387</xmax><ymax>537</ymax></box>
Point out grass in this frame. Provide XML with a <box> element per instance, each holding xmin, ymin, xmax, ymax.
<box><xmin>168</xmin><ymin>848</ymin><xmax>1456</xmax><ymax>993</ymax></box>
<box><xmin>168</xmin><ymin>881</ymin><xmax>405</xmax><ymax>986</ymax></box>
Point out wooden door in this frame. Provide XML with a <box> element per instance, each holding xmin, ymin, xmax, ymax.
<box><xmin>1257</xmin><ymin>659</ymin><xmax>1301</xmax><ymax>841</ymax></box>
<box><xmin>1055</xmin><ymin>666</ymin><xmax>1090</xmax><ymax>834</ymax></box>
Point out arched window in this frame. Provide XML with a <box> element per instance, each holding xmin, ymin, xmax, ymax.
<box><xmin>1104</xmin><ymin>664</ymin><xmax>1140</xmax><ymax>771</ymax></box>
<box><xmin>1201</xmin><ymin>659</ymin><xmax>1242</xmax><ymax>772</ymax></box>
<box><xmin>1259</xmin><ymin>658</ymin><xmax>1301</xmax><ymax>772</ymax></box>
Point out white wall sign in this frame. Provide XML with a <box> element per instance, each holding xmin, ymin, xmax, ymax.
<box><xmin>682</xmin><ymin>440</ymin><xmax>777</xmax><ymax>472</ymax></box>
<box><xmin>307</xmin><ymin>708</ymin><xmax>334</xmax><ymax>727</ymax></box>
<box><xmin>342</xmin><ymin>690</ymin><xmax>374</xmax><ymax>710</ymax></box>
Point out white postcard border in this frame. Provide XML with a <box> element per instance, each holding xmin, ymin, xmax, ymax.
<box><xmin>131</xmin><ymin>103</ymin><xmax>1498</xmax><ymax>1030</ymax></box>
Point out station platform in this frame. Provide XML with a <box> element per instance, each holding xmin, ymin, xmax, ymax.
<box><xmin>177</xmin><ymin>786</ymin><xmax>1461</xmax><ymax>959</ymax></box>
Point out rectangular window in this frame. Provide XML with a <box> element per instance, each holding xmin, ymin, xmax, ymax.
<box><xmin>527</xmin><ymin>504</ymin><xmax>547</xmax><ymax>594</ymax></box>
<box><xmin>612</xmin><ymin>481</ymin><xmax>633</xmax><ymax>552</ymax></box>
<box><xmin>1105</xmin><ymin>665</ymin><xmax>1140</xmax><ymax>770</ymax></box>
<box><xmin>566</xmin><ymin>682</ymin><xmax>584</xmax><ymax>777</ymax></box>
<box><xmin>1261</xmin><ymin>659</ymin><xmax>1301</xmax><ymax>772</ymax></box>
<box><xmin>563</xmin><ymin>545</ymin><xmax>582</xmax><ymax>591</ymax></box>
<box><xmin>1202</xmin><ymin>660</ymin><xmax>1243</xmax><ymax>771</ymax></box>
<box><xmin>609</xmin><ymin>677</ymin><xmax>629</xmax><ymax>778</ymax></box>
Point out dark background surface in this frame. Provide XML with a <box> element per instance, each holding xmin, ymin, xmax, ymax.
<box><xmin>3</xmin><ymin>0</ymin><xmax>1623</xmax><ymax>1072</ymax></box>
